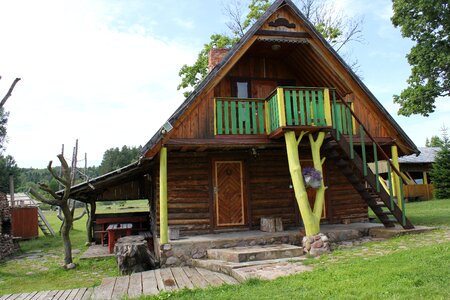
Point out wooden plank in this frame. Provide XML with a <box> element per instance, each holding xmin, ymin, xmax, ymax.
<box><xmin>56</xmin><ymin>290</ymin><xmax>71</xmax><ymax>300</ymax></box>
<box><xmin>292</xmin><ymin>90</ymin><xmax>299</xmax><ymax>125</ymax></box>
<box><xmin>311</xmin><ymin>90</ymin><xmax>318</xmax><ymax>125</ymax></box>
<box><xmin>255</xmin><ymin>30</ymin><xmax>311</xmax><ymax>38</ymax></box>
<box><xmin>50</xmin><ymin>291</ymin><xmax>64</xmax><ymax>300</ymax></box>
<box><xmin>22</xmin><ymin>292</ymin><xmax>38</xmax><ymax>300</ymax></box>
<box><xmin>42</xmin><ymin>290</ymin><xmax>59</xmax><ymax>300</ymax></box>
<box><xmin>244</xmin><ymin>101</ymin><xmax>251</xmax><ymax>134</ymax></box>
<box><xmin>181</xmin><ymin>267</ymin><xmax>209</xmax><ymax>288</ymax></box>
<box><xmin>92</xmin><ymin>277</ymin><xmax>116</xmax><ymax>300</ymax></box>
<box><xmin>230</xmin><ymin>101</ymin><xmax>237</xmax><ymax>134</ymax></box>
<box><xmin>216</xmin><ymin>99</ymin><xmax>223</xmax><ymax>135</ymax></box>
<box><xmin>30</xmin><ymin>291</ymin><xmax>49</xmax><ymax>300</ymax></box>
<box><xmin>72</xmin><ymin>289</ymin><xmax>87</xmax><ymax>300</ymax></box>
<box><xmin>111</xmin><ymin>276</ymin><xmax>130</xmax><ymax>300</ymax></box>
<box><xmin>285</xmin><ymin>89</ymin><xmax>293</xmax><ymax>125</ymax></box>
<box><xmin>5</xmin><ymin>294</ymin><xmax>21</xmax><ymax>300</ymax></box>
<box><xmin>224</xmin><ymin>101</ymin><xmax>229</xmax><ymax>134</ymax></box>
<box><xmin>299</xmin><ymin>90</ymin><xmax>305</xmax><ymax>125</ymax></box>
<box><xmin>214</xmin><ymin>272</ymin><xmax>239</xmax><ymax>285</ymax></box>
<box><xmin>65</xmin><ymin>289</ymin><xmax>79</xmax><ymax>300</ymax></box>
<box><xmin>80</xmin><ymin>289</ymin><xmax>93</xmax><ymax>300</ymax></box>
<box><xmin>305</xmin><ymin>90</ymin><xmax>311</xmax><ymax>125</ymax></box>
<box><xmin>258</xmin><ymin>101</ymin><xmax>265</xmax><ymax>134</ymax></box>
<box><xmin>154</xmin><ymin>269</ymin><xmax>166</xmax><ymax>292</ymax></box>
<box><xmin>159</xmin><ymin>268</ymin><xmax>178</xmax><ymax>291</ymax></box>
<box><xmin>251</xmin><ymin>101</ymin><xmax>257</xmax><ymax>134</ymax></box>
<box><xmin>142</xmin><ymin>270</ymin><xmax>159</xmax><ymax>296</ymax></box>
<box><xmin>317</xmin><ymin>89</ymin><xmax>325</xmax><ymax>125</ymax></box>
<box><xmin>127</xmin><ymin>272</ymin><xmax>143</xmax><ymax>299</ymax></box>
<box><xmin>171</xmin><ymin>267</ymin><xmax>194</xmax><ymax>290</ymax></box>
<box><xmin>195</xmin><ymin>268</ymin><xmax>225</xmax><ymax>286</ymax></box>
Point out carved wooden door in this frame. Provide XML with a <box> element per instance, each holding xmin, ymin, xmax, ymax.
<box><xmin>214</xmin><ymin>161</ymin><xmax>246</xmax><ymax>227</ymax></box>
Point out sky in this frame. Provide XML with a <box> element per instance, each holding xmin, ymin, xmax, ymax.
<box><xmin>0</xmin><ymin>0</ymin><xmax>448</xmax><ymax>168</ymax></box>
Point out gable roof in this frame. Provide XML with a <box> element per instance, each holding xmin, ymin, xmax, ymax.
<box><xmin>141</xmin><ymin>0</ymin><xmax>418</xmax><ymax>157</ymax></box>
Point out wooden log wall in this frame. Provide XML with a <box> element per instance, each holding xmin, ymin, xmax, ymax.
<box><xmin>155</xmin><ymin>148</ymin><xmax>369</xmax><ymax>236</ymax></box>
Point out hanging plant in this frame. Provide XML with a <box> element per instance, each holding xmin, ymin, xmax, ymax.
<box><xmin>302</xmin><ymin>167</ymin><xmax>322</xmax><ymax>189</ymax></box>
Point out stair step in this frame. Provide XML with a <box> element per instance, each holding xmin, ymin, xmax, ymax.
<box><xmin>207</xmin><ymin>244</ymin><xmax>304</xmax><ymax>263</ymax></box>
<box><xmin>192</xmin><ymin>256</ymin><xmax>308</xmax><ymax>282</ymax></box>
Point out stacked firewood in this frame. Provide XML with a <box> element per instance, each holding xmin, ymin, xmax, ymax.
<box><xmin>0</xmin><ymin>192</ymin><xmax>15</xmax><ymax>259</ymax></box>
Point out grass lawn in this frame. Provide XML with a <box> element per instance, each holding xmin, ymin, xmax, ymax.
<box><xmin>0</xmin><ymin>210</ymin><xmax>118</xmax><ymax>295</ymax></box>
<box><xmin>0</xmin><ymin>199</ymin><xmax>449</xmax><ymax>298</ymax></box>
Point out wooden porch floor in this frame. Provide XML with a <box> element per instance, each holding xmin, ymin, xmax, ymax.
<box><xmin>0</xmin><ymin>267</ymin><xmax>238</xmax><ymax>300</ymax></box>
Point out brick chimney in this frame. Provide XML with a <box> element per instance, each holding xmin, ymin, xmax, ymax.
<box><xmin>208</xmin><ymin>48</ymin><xmax>229</xmax><ymax>72</ymax></box>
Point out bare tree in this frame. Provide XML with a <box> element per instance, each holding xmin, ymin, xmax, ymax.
<box><xmin>30</xmin><ymin>154</ymin><xmax>75</xmax><ymax>268</ymax></box>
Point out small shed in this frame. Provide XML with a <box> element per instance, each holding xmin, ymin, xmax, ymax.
<box><xmin>398</xmin><ymin>147</ymin><xmax>438</xmax><ymax>200</ymax></box>
<box><xmin>7</xmin><ymin>193</ymin><xmax>39</xmax><ymax>239</ymax></box>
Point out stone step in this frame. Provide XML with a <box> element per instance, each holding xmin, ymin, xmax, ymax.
<box><xmin>192</xmin><ymin>256</ymin><xmax>309</xmax><ymax>282</ymax></box>
<box><xmin>207</xmin><ymin>244</ymin><xmax>303</xmax><ymax>263</ymax></box>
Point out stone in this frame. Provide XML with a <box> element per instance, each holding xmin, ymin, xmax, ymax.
<box><xmin>72</xmin><ymin>249</ymin><xmax>81</xmax><ymax>254</ymax></box>
<box><xmin>165</xmin><ymin>256</ymin><xmax>180</xmax><ymax>266</ymax></box>
<box><xmin>169</xmin><ymin>227</ymin><xmax>180</xmax><ymax>240</ymax></box>
<box><xmin>260</xmin><ymin>217</ymin><xmax>283</xmax><ymax>233</ymax></box>
<box><xmin>249</xmin><ymin>240</ymin><xmax>256</xmax><ymax>246</ymax></box>
<box><xmin>115</xmin><ymin>235</ymin><xmax>156</xmax><ymax>275</ymax></box>
<box><xmin>162</xmin><ymin>243</ymin><xmax>172</xmax><ymax>251</ymax></box>
<box><xmin>65</xmin><ymin>263</ymin><xmax>76</xmax><ymax>269</ymax></box>
<box><xmin>311</xmin><ymin>240</ymin><xmax>324</xmax><ymax>248</ymax></box>
<box><xmin>309</xmin><ymin>247</ymin><xmax>330</xmax><ymax>256</ymax></box>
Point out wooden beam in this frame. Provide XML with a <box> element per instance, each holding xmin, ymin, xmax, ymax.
<box><xmin>159</xmin><ymin>147</ymin><xmax>168</xmax><ymax>244</ymax></box>
<box><xmin>391</xmin><ymin>145</ymin><xmax>402</xmax><ymax>207</ymax></box>
<box><xmin>255</xmin><ymin>30</ymin><xmax>311</xmax><ymax>38</ymax></box>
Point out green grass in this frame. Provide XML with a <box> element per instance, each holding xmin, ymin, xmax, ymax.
<box><xmin>138</xmin><ymin>199</ymin><xmax>450</xmax><ymax>300</ymax></box>
<box><xmin>1</xmin><ymin>199</ymin><xmax>449</xmax><ymax>297</ymax></box>
<box><xmin>0</xmin><ymin>210</ymin><xmax>118</xmax><ymax>295</ymax></box>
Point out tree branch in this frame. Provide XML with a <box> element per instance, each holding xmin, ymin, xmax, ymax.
<box><xmin>46</xmin><ymin>160</ymin><xmax>69</xmax><ymax>187</ymax></box>
<box><xmin>0</xmin><ymin>77</ymin><xmax>21</xmax><ymax>108</ymax></box>
<box><xmin>30</xmin><ymin>187</ymin><xmax>60</xmax><ymax>206</ymax></box>
<box><xmin>38</xmin><ymin>183</ymin><xmax>60</xmax><ymax>200</ymax></box>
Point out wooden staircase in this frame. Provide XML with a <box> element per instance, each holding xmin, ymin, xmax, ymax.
<box><xmin>37</xmin><ymin>207</ymin><xmax>55</xmax><ymax>236</ymax></box>
<box><xmin>323</xmin><ymin>130</ymin><xmax>414</xmax><ymax>229</ymax></box>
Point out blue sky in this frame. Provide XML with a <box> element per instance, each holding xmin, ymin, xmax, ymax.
<box><xmin>0</xmin><ymin>0</ymin><xmax>447</xmax><ymax>168</ymax></box>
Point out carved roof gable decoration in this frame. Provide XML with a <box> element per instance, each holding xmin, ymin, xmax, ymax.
<box><xmin>269</xmin><ymin>17</ymin><xmax>296</xmax><ymax>29</ymax></box>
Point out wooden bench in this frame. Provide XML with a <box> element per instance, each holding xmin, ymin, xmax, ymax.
<box><xmin>94</xmin><ymin>216</ymin><xmax>149</xmax><ymax>245</ymax></box>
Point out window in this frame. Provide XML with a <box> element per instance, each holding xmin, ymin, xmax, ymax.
<box><xmin>232</xmin><ymin>79</ymin><xmax>250</xmax><ymax>98</ymax></box>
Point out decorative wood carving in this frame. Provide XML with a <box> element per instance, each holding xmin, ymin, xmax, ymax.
<box><xmin>269</xmin><ymin>17</ymin><xmax>296</xmax><ymax>29</ymax></box>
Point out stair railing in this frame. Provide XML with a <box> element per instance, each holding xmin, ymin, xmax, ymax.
<box><xmin>332</xmin><ymin>98</ymin><xmax>408</xmax><ymax>226</ymax></box>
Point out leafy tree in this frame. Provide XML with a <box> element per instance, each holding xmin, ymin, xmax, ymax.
<box><xmin>425</xmin><ymin>135</ymin><xmax>443</xmax><ymax>148</ymax></box>
<box><xmin>0</xmin><ymin>154</ymin><xmax>20</xmax><ymax>193</ymax></box>
<box><xmin>392</xmin><ymin>0</ymin><xmax>450</xmax><ymax>116</ymax></box>
<box><xmin>179</xmin><ymin>0</ymin><xmax>363</xmax><ymax>96</ymax></box>
<box><xmin>98</xmin><ymin>145</ymin><xmax>142</xmax><ymax>175</ymax></box>
<box><xmin>430</xmin><ymin>128</ymin><xmax>450</xmax><ymax>199</ymax></box>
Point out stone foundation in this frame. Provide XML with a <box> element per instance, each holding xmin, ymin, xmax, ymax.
<box><xmin>160</xmin><ymin>231</ymin><xmax>302</xmax><ymax>267</ymax></box>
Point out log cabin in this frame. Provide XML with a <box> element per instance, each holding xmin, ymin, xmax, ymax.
<box><xmin>67</xmin><ymin>0</ymin><xmax>418</xmax><ymax>256</ymax></box>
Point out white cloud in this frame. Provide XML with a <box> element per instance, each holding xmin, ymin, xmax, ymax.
<box><xmin>173</xmin><ymin>18</ymin><xmax>195</xmax><ymax>30</ymax></box>
<box><xmin>0</xmin><ymin>0</ymin><xmax>197</xmax><ymax>167</ymax></box>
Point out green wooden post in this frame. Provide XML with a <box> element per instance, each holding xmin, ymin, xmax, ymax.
<box><xmin>360</xmin><ymin>125</ymin><xmax>367</xmax><ymax>176</ymax></box>
<box><xmin>347</xmin><ymin>107</ymin><xmax>354</xmax><ymax>159</ymax></box>
<box><xmin>373</xmin><ymin>143</ymin><xmax>380</xmax><ymax>192</ymax></box>
<box><xmin>258</xmin><ymin>101</ymin><xmax>265</xmax><ymax>134</ymax></box>
<box><xmin>292</xmin><ymin>90</ymin><xmax>299</xmax><ymax>125</ymax></box>
<box><xmin>159</xmin><ymin>147</ymin><xmax>168</xmax><ymax>244</ymax></box>
<box><xmin>251</xmin><ymin>102</ymin><xmax>257</xmax><ymax>134</ymax></box>
<box><xmin>245</xmin><ymin>101</ymin><xmax>251</xmax><ymax>134</ymax></box>
<box><xmin>387</xmin><ymin>163</ymin><xmax>394</xmax><ymax>210</ymax></box>
<box><xmin>224</xmin><ymin>101</ymin><xmax>229</xmax><ymax>134</ymax></box>
<box><xmin>239</xmin><ymin>102</ymin><xmax>245</xmax><ymax>134</ymax></box>
<box><xmin>311</xmin><ymin>90</ymin><xmax>318</xmax><ymax>125</ymax></box>
<box><xmin>299</xmin><ymin>90</ymin><xmax>305</xmax><ymax>125</ymax></box>
<box><xmin>317</xmin><ymin>90</ymin><xmax>325</xmax><ymax>125</ymax></box>
<box><xmin>305</xmin><ymin>90</ymin><xmax>311</xmax><ymax>125</ymax></box>
<box><xmin>217</xmin><ymin>99</ymin><xmax>223</xmax><ymax>135</ymax></box>
<box><xmin>399</xmin><ymin>179</ymin><xmax>406</xmax><ymax>226</ymax></box>
<box><xmin>285</xmin><ymin>90</ymin><xmax>293</xmax><ymax>125</ymax></box>
<box><xmin>231</xmin><ymin>101</ymin><xmax>237</xmax><ymax>134</ymax></box>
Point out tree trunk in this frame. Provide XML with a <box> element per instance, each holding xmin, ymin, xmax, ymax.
<box><xmin>61</xmin><ymin>203</ymin><xmax>73</xmax><ymax>266</ymax></box>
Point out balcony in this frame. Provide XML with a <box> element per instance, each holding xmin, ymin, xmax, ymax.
<box><xmin>214</xmin><ymin>86</ymin><xmax>350</xmax><ymax>139</ymax></box>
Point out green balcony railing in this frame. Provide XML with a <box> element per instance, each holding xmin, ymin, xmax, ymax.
<box><xmin>214</xmin><ymin>97</ymin><xmax>266</xmax><ymax>135</ymax></box>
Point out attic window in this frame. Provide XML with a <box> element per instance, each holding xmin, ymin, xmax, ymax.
<box><xmin>232</xmin><ymin>80</ymin><xmax>251</xmax><ymax>98</ymax></box>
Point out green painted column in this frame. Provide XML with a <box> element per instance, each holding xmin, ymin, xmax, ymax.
<box><xmin>159</xmin><ymin>147</ymin><xmax>168</xmax><ymax>244</ymax></box>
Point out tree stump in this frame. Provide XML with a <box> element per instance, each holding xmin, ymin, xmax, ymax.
<box><xmin>260</xmin><ymin>217</ymin><xmax>283</xmax><ymax>232</ymax></box>
<box><xmin>114</xmin><ymin>235</ymin><xmax>157</xmax><ymax>275</ymax></box>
